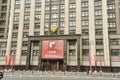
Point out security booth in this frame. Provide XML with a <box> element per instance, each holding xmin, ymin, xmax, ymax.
<box><xmin>26</xmin><ymin>34</ymin><xmax>81</xmax><ymax>71</ymax></box>
<box><xmin>0</xmin><ymin>72</ymin><xmax>3</xmax><ymax>79</ymax></box>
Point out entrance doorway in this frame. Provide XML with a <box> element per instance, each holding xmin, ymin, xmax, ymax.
<box><xmin>42</xmin><ymin>60</ymin><xmax>63</xmax><ymax>71</ymax></box>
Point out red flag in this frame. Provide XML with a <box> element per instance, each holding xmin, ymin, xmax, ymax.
<box><xmin>88</xmin><ymin>53</ymin><xmax>90</xmax><ymax>65</ymax></box>
<box><xmin>94</xmin><ymin>54</ymin><xmax>97</xmax><ymax>66</ymax></box>
<box><xmin>119</xmin><ymin>54</ymin><xmax>120</xmax><ymax>60</ymax></box>
<box><xmin>5</xmin><ymin>55</ymin><xmax>12</xmax><ymax>65</ymax></box>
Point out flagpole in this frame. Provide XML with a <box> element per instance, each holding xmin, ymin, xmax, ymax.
<box><xmin>11</xmin><ymin>52</ymin><xmax>14</xmax><ymax>74</ymax></box>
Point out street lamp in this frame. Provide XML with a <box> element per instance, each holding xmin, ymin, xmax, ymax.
<box><xmin>89</xmin><ymin>41</ymin><xmax>94</xmax><ymax>74</ymax></box>
<box><xmin>11</xmin><ymin>52</ymin><xmax>14</xmax><ymax>74</ymax></box>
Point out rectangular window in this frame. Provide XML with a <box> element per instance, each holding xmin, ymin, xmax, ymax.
<box><xmin>108</xmin><ymin>22</ymin><xmax>116</xmax><ymax>27</ymax></box>
<box><xmin>110</xmin><ymin>39</ymin><xmax>119</xmax><ymax>45</ymax></box>
<box><xmin>25</xmin><ymin>7</ymin><xmax>30</xmax><ymax>12</ymax></box>
<box><xmin>82</xmin><ymin>20</ymin><xmax>89</xmax><ymax>26</ymax></box>
<box><xmin>12</xmin><ymin>32</ymin><xmax>18</xmax><ymax>38</ymax></box>
<box><xmin>23</xmin><ymin>32</ymin><xmax>29</xmax><ymax>38</ymax></box>
<box><xmin>82</xmin><ymin>49</ymin><xmax>89</xmax><ymax>55</ymax></box>
<box><xmin>15</xmin><ymin>0</ymin><xmax>20</xmax><ymax>5</ymax></box>
<box><xmin>35</xmin><ymin>14</ymin><xmax>41</xmax><ymax>20</ymax></box>
<box><xmin>33</xmin><ymin>50</ymin><xmax>39</xmax><ymax>56</ymax></box>
<box><xmin>15</xmin><ymin>8</ymin><xmax>20</xmax><ymax>13</ymax></box>
<box><xmin>69</xmin><ymin>30</ymin><xmax>75</xmax><ymax>34</ymax></box>
<box><xmin>94</xmin><ymin>1</ymin><xmax>102</xmax><ymax>6</ymax></box>
<box><xmin>81</xmin><ymin>2</ymin><xmax>88</xmax><ymax>7</ymax></box>
<box><xmin>33</xmin><ymin>41</ymin><xmax>39</xmax><ymax>46</ymax></box>
<box><xmin>82</xmin><ymin>39</ymin><xmax>89</xmax><ymax>45</ymax></box>
<box><xmin>96</xmin><ymin>39</ymin><xmax>103</xmax><ymax>45</ymax></box>
<box><xmin>25</xmin><ymin>0</ymin><xmax>31</xmax><ymax>4</ymax></box>
<box><xmin>95</xmin><ymin>10</ymin><xmax>102</xmax><ymax>16</ymax></box>
<box><xmin>82</xmin><ymin>11</ymin><xmax>88</xmax><ymax>16</ymax></box>
<box><xmin>22</xmin><ymin>41</ymin><xmax>28</xmax><ymax>46</ymax></box>
<box><xmin>69</xmin><ymin>12</ymin><xmax>76</xmax><ymax>18</ymax></box>
<box><xmin>35</xmin><ymin>23</ymin><xmax>40</xmax><ymax>29</ymax></box>
<box><xmin>95</xmin><ymin>19</ymin><xmax>102</xmax><ymax>25</ymax></box>
<box><xmin>82</xmin><ymin>29</ymin><xmax>89</xmax><ymax>36</ymax></box>
<box><xmin>35</xmin><ymin>6</ymin><xmax>41</xmax><ymax>11</ymax></box>
<box><xmin>69</xmin><ymin>49</ymin><xmax>76</xmax><ymax>56</ymax></box>
<box><xmin>69</xmin><ymin>3</ymin><xmax>76</xmax><ymax>8</ymax></box>
<box><xmin>107</xmin><ymin>4</ymin><xmax>115</xmax><ymax>10</ymax></box>
<box><xmin>22</xmin><ymin>50</ymin><xmax>27</xmax><ymax>56</ymax></box>
<box><xmin>111</xmin><ymin>49</ymin><xmax>120</xmax><ymax>55</ymax></box>
<box><xmin>95</xmin><ymin>29</ymin><xmax>103</xmax><ymax>35</ymax></box>
<box><xmin>108</xmin><ymin>13</ymin><xmax>115</xmax><ymax>18</ymax></box>
<box><xmin>11</xmin><ymin>41</ymin><xmax>17</xmax><ymax>47</ymax></box>
<box><xmin>69</xmin><ymin>21</ymin><xmax>76</xmax><ymax>27</ymax></box>
<box><xmin>24</xmin><ymin>23</ymin><xmax>29</xmax><ymax>29</ymax></box>
<box><xmin>13</xmin><ymin>24</ymin><xmax>19</xmax><ymax>30</ymax></box>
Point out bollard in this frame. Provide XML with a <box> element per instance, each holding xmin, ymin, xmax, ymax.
<box><xmin>64</xmin><ymin>70</ymin><xmax>65</xmax><ymax>75</ymax></box>
<box><xmin>113</xmin><ymin>73</ymin><xmax>115</xmax><ymax>77</ymax></box>
<box><xmin>75</xmin><ymin>71</ymin><xmax>77</xmax><ymax>75</ymax></box>
<box><xmin>21</xmin><ymin>70</ymin><xmax>23</xmax><ymax>75</ymax></box>
<box><xmin>53</xmin><ymin>70</ymin><xmax>54</xmax><ymax>75</ymax></box>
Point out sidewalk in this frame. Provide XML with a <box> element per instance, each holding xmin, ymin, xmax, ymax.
<box><xmin>2</xmin><ymin>70</ymin><xmax>120</xmax><ymax>78</ymax></box>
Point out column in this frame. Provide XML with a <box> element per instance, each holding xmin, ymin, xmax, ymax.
<box><xmin>40</xmin><ymin>0</ymin><xmax>45</xmax><ymax>35</ymax></box>
<box><xmin>76</xmin><ymin>0</ymin><xmax>81</xmax><ymax>34</ymax></box>
<box><xmin>102</xmin><ymin>0</ymin><xmax>110</xmax><ymax>66</ymax></box>
<box><xmin>6</xmin><ymin>0</ymin><xmax>15</xmax><ymax>56</ymax></box>
<box><xmin>29</xmin><ymin>0</ymin><xmax>35</xmax><ymax>36</ymax></box>
<box><xmin>89</xmin><ymin>0</ymin><xmax>96</xmax><ymax>66</ymax></box>
<box><xmin>16</xmin><ymin>0</ymin><xmax>25</xmax><ymax>65</ymax></box>
<box><xmin>64</xmin><ymin>0</ymin><xmax>69</xmax><ymax>34</ymax></box>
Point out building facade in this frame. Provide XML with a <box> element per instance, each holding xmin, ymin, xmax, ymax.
<box><xmin>0</xmin><ymin>0</ymin><xmax>120</xmax><ymax>72</ymax></box>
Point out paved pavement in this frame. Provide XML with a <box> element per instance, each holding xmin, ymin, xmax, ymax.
<box><xmin>1</xmin><ymin>70</ymin><xmax>120</xmax><ymax>80</ymax></box>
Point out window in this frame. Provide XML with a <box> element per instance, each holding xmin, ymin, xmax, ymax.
<box><xmin>13</xmin><ymin>24</ymin><xmax>19</xmax><ymax>30</ymax></box>
<box><xmin>108</xmin><ymin>13</ymin><xmax>115</xmax><ymax>18</ymax></box>
<box><xmin>51</xmin><ymin>5</ymin><xmax>58</xmax><ymax>10</ymax></box>
<box><xmin>45</xmin><ymin>5</ymin><xmax>50</xmax><ymax>10</ymax></box>
<box><xmin>108</xmin><ymin>22</ymin><xmax>116</xmax><ymax>27</ymax></box>
<box><xmin>82</xmin><ymin>49</ymin><xmax>89</xmax><ymax>55</ymax></box>
<box><xmin>15</xmin><ymin>8</ymin><xmax>20</xmax><ymax>13</ymax></box>
<box><xmin>22</xmin><ymin>50</ymin><xmax>27</xmax><ymax>56</ymax></box>
<box><xmin>25</xmin><ymin>7</ymin><xmax>30</xmax><ymax>12</ymax></box>
<box><xmin>2</xmin><ymin>0</ymin><xmax>7</xmax><ymax>3</ymax></box>
<box><xmin>24</xmin><ymin>23</ymin><xmax>29</xmax><ymax>29</ymax></box>
<box><xmin>35</xmin><ymin>14</ymin><xmax>41</xmax><ymax>20</ymax></box>
<box><xmin>22</xmin><ymin>41</ymin><xmax>28</xmax><ymax>46</ymax></box>
<box><xmin>35</xmin><ymin>6</ymin><xmax>41</xmax><ymax>11</ymax></box>
<box><xmin>82</xmin><ymin>20</ymin><xmax>89</xmax><ymax>26</ymax></box>
<box><xmin>60</xmin><ymin>30</ymin><xmax>64</xmax><ymax>34</ymax></box>
<box><xmin>15</xmin><ymin>0</ymin><xmax>20</xmax><ymax>5</ymax></box>
<box><xmin>23</xmin><ymin>32</ymin><xmax>29</xmax><ymax>38</ymax></box>
<box><xmin>11</xmin><ymin>41</ymin><xmax>17</xmax><ymax>47</ymax></box>
<box><xmin>51</xmin><ymin>22</ymin><xmax>58</xmax><ymax>26</ymax></box>
<box><xmin>34</xmin><ymin>32</ymin><xmax>39</xmax><ymax>36</ymax></box>
<box><xmin>1</xmin><ymin>13</ymin><xmax>6</xmax><ymax>18</ymax></box>
<box><xmin>96</xmin><ymin>49</ymin><xmax>104</xmax><ymax>55</ymax></box>
<box><xmin>36</xmin><ymin>0</ymin><xmax>41</xmax><ymax>3</ymax></box>
<box><xmin>33</xmin><ymin>50</ymin><xmax>39</xmax><ymax>56</ymax></box>
<box><xmin>82</xmin><ymin>11</ymin><xmax>88</xmax><ymax>16</ymax></box>
<box><xmin>69</xmin><ymin>3</ymin><xmax>76</xmax><ymax>8</ymax></box>
<box><xmin>82</xmin><ymin>39</ymin><xmax>89</xmax><ymax>45</ymax></box>
<box><xmin>0</xmin><ymin>28</ymin><xmax>4</xmax><ymax>33</ymax></box>
<box><xmin>33</xmin><ymin>41</ymin><xmax>39</xmax><ymax>46</ymax></box>
<box><xmin>0</xmin><ymin>42</ymin><xmax>7</xmax><ymax>47</ymax></box>
<box><xmin>24</xmin><ymin>15</ymin><xmax>30</xmax><ymax>20</ymax></box>
<box><xmin>51</xmin><ymin>13</ymin><xmax>58</xmax><ymax>18</ymax></box>
<box><xmin>60</xmin><ymin>13</ymin><xmax>65</xmax><ymax>18</ymax></box>
<box><xmin>44</xmin><ymin>23</ymin><xmax>49</xmax><ymax>28</ymax></box>
<box><xmin>12</xmin><ymin>32</ymin><xmax>18</xmax><ymax>38</ymax></box>
<box><xmin>107</xmin><ymin>4</ymin><xmax>115</xmax><ymax>10</ymax></box>
<box><xmin>96</xmin><ymin>39</ymin><xmax>103</xmax><ymax>45</ymax></box>
<box><xmin>46</xmin><ymin>0</ymin><xmax>50</xmax><ymax>2</ymax></box>
<box><xmin>82</xmin><ymin>2</ymin><xmax>88</xmax><ymax>7</ymax></box>
<box><xmin>45</xmin><ymin>14</ymin><xmax>49</xmax><ymax>19</ymax></box>
<box><xmin>69</xmin><ymin>49</ymin><xmax>76</xmax><ymax>56</ymax></box>
<box><xmin>94</xmin><ymin>1</ymin><xmax>102</xmax><ymax>6</ymax></box>
<box><xmin>35</xmin><ymin>23</ymin><xmax>40</xmax><ymax>29</ymax></box>
<box><xmin>110</xmin><ymin>39</ymin><xmax>119</xmax><ymax>45</ymax></box>
<box><xmin>95</xmin><ymin>10</ymin><xmax>102</xmax><ymax>16</ymax></box>
<box><xmin>69</xmin><ymin>21</ymin><xmax>76</xmax><ymax>27</ymax></box>
<box><xmin>1</xmin><ymin>6</ymin><xmax>7</xmax><ymax>11</ymax></box>
<box><xmin>82</xmin><ymin>29</ymin><xmax>89</xmax><ymax>36</ymax></box>
<box><xmin>95</xmin><ymin>19</ymin><xmax>102</xmax><ymax>25</ymax></box>
<box><xmin>60</xmin><ymin>4</ymin><xmax>65</xmax><ymax>9</ymax></box>
<box><xmin>0</xmin><ymin>50</ymin><xmax>6</xmax><ymax>56</ymax></box>
<box><xmin>25</xmin><ymin>0</ymin><xmax>31</xmax><ymax>4</ymax></box>
<box><xmin>69</xmin><ymin>12</ymin><xmax>76</xmax><ymax>18</ymax></box>
<box><xmin>111</xmin><ymin>49</ymin><xmax>120</xmax><ymax>55</ymax></box>
<box><xmin>60</xmin><ymin>21</ymin><xmax>64</xmax><ymax>27</ymax></box>
<box><xmin>0</xmin><ymin>20</ymin><xmax>5</xmax><ymax>25</ymax></box>
<box><xmin>69</xmin><ymin>40</ymin><xmax>76</xmax><ymax>45</ymax></box>
<box><xmin>69</xmin><ymin>30</ymin><xmax>75</xmax><ymax>34</ymax></box>
<box><xmin>95</xmin><ymin>29</ymin><xmax>103</xmax><ymax>35</ymax></box>
<box><xmin>14</xmin><ymin>16</ymin><xmax>19</xmax><ymax>21</ymax></box>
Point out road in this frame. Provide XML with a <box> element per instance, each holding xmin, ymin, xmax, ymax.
<box><xmin>2</xmin><ymin>75</ymin><xmax>119</xmax><ymax>80</ymax></box>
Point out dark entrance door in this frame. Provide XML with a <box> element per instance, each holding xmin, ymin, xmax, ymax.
<box><xmin>42</xmin><ymin>60</ymin><xmax>63</xmax><ymax>71</ymax></box>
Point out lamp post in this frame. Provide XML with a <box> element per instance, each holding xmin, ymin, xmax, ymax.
<box><xmin>89</xmin><ymin>41</ymin><xmax>94</xmax><ymax>74</ymax></box>
<box><xmin>11</xmin><ymin>52</ymin><xmax>14</xmax><ymax>74</ymax></box>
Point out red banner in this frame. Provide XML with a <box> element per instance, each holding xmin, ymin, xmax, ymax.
<box><xmin>42</xmin><ymin>40</ymin><xmax>64</xmax><ymax>59</ymax></box>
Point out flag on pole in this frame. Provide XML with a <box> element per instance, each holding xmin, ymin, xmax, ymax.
<box><xmin>118</xmin><ymin>53</ymin><xmax>120</xmax><ymax>60</ymax></box>
<box><xmin>88</xmin><ymin>53</ymin><xmax>90</xmax><ymax>65</ymax></box>
<box><xmin>5</xmin><ymin>55</ymin><xmax>12</xmax><ymax>65</ymax></box>
<box><xmin>94</xmin><ymin>54</ymin><xmax>97</xmax><ymax>66</ymax></box>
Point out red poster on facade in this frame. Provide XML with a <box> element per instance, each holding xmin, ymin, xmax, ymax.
<box><xmin>42</xmin><ymin>40</ymin><xmax>64</xmax><ymax>59</ymax></box>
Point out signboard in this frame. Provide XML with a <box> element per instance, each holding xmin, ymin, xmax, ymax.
<box><xmin>42</xmin><ymin>40</ymin><xmax>64</xmax><ymax>59</ymax></box>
